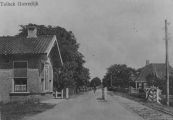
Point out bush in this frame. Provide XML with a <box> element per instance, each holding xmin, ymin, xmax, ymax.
<box><xmin>115</xmin><ymin>87</ymin><xmax>128</xmax><ymax>93</ymax></box>
<box><xmin>108</xmin><ymin>87</ymin><xmax>116</xmax><ymax>91</ymax></box>
<box><xmin>146</xmin><ymin>73</ymin><xmax>173</xmax><ymax>95</ymax></box>
<box><xmin>139</xmin><ymin>89</ymin><xmax>145</xmax><ymax>93</ymax></box>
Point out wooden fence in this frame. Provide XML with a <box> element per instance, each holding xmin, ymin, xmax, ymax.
<box><xmin>129</xmin><ymin>87</ymin><xmax>139</xmax><ymax>94</ymax></box>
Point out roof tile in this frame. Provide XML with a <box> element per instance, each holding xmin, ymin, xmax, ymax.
<box><xmin>0</xmin><ymin>35</ymin><xmax>54</xmax><ymax>54</ymax></box>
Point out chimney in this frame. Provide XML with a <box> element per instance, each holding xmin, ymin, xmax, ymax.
<box><xmin>27</xmin><ymin>26</ymin><xmax>37</xmax><ymax>38</ymax></box>
<box><xmin>146</xmin><ymin>60</ymin><xmax>149</xmax><ymax>65</ymax></box>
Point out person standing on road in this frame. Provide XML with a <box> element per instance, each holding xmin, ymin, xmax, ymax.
<box><xmin>93</xmin><ymin>84</ymin><xmax>97</xmax><ymax>93</ymax></box>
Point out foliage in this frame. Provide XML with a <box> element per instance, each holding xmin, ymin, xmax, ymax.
<box><xmin>16</xmin><ymin>24</ymin><xmax>90</xmax><ymax>90</ymax></box>
<box><xmin>90</xmin><ymin>77</ymin><xmax>101</xmax><ymax>87</ymax></box>
<box><xmin>102</xmin><ymin>64</ymin><xmax>138</xmax><ymax>88</ymax></box>
<box><xmin>146</xmin><ymin>73</ymin><xmax>164</xmax><ymax>87</ymax></box>
<box><xmin>146</xmin><ymin>73</ymin><xmax>173</xmax><ymax>95</ymax></box>
<box><xmin>136</xmin><ymin>67</ymin><xmax>144</xmax><ymax>76</ymax></box>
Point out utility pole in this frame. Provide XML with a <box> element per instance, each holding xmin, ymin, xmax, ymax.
<box><xmin>165</xmin><ymin>18</ymin><xmax>169</xmax><ymax>106</ymax></box>
<box><xmin>110</xmin><ymin>75</ymin><xmax>112</xmax><ymax>87</ymax></box>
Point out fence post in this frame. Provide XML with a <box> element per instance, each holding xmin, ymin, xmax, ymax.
<box><xmin>66</xmin><ymin>88</ymin><xmax>69</xmax><ymax>99</ymax></box>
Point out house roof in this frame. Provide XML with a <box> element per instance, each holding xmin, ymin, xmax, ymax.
<box><xmin>0</xmin><ymin>35</ymin><xmax>55</xmax><ymax>54</ymax></box>
<box><xmin>130</xmin><ymin>76</ymin><xmax>137</xmax><ymax>81</ymax></box>
<box><xmin>135</xmin><ymin>63</ymin><xmax>173</xmax><ymax>82</ymax></box>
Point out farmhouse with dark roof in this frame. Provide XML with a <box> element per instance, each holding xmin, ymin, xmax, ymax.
<box><xmin>135</xmin><ymin>60</ymin><xmax>173</xmax><ymax>90</ymax></box>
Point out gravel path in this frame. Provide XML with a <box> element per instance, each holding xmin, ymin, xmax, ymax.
<box><xmin>112</xmin><ymin>94</ymin><xmax>173</xmax><ymax>120</ymax></box>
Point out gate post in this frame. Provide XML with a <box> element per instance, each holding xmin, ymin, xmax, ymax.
<box><xmin>157</xmin><ymin>88</ymin><xmax>162</xmax><ymax>104</ymax></box>
<box><xmin>55</xmin><ymin>91</ymin><xmax>58</xmax><ymax>98</ymax></box>
<box><xmin>102</xmin><ymin>88</ymin><xmax>104</xmax><ymax>99</ymax></box>
<box><xmin>104</xmin><ymin>87</ymin><xmax>107</xmax><ymax>101</ymax></box>
<box><xmin>61</xmin><ymin>89</ymin><xmax>63</xmax><ymax>99</ymax></box>
<box><xmin>146</xmin><ymin>88</ymin><xmax>149</xmax><ymax>100</ymax></box>
<box><xmin>66</xmin><ymin>88</ymin><xmax>69</xmax><ymax>99</ymax></box>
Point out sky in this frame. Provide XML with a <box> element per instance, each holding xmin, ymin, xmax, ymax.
<box><xmin>0</xmin><ymin>0</ymin><xmax>173</xmax><ymax>80</ymax></box>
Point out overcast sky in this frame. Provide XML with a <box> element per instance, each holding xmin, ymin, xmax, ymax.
<box><xmin>1</xmin><ymin>0</ymin><xmax>173</xmax><ymax>79</ymax></box>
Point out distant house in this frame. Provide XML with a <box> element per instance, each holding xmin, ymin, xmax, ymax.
<box><xmin>135</xmin><ymin>60</ymin><xmax>173</xmax><ymax>90</ymax></box>
<box><xmin>130</xmin><ymin>73</ymin><xmax>138</xmax><ymax>82</ymax></box>
<box><xmin>0</xmin><ymin>26</ymin><xmax>63</xmax><ymax>102</ymax></box>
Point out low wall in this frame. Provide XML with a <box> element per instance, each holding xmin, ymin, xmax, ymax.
<box><xmin>8</xmin><ymin>93</ymin><xmax>54</xmax><ymax>103</ymax></box>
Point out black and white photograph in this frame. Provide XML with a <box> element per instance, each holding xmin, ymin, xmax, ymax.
<box><xmin>0</xmin><ymin>0</ymin><xmax>173</xmax><ymax>120</ymax></box>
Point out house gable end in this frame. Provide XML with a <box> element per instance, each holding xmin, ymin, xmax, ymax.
<box><xmin>45</xmin><ymin>35</ymin><xmax>63</xmax><ymax>66</ymax></box>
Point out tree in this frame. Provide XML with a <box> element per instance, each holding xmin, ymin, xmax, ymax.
<box><xmin>135</xmin><ymin>67</ymin><xmax>144</xmax><ymax>76</ymax></box>
<box><xmin>90</xmin><ymin>77</ymin><xmax>101</xmax><ymax>87</ymax></box>
<box><xmin>102</xmin><ymin>64</ymin><xmax>137</xmax><ymax>88</ymax></box>
<box><xmin>16</xmin><ymin>24</ymin><xmax>90</xmax><ymax>91</ymax></box>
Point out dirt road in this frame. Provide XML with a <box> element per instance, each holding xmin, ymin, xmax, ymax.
<box><xmin>24</xmin><ymin>89</ymin><xmax>143</xmax><ymax>120</ymax></box>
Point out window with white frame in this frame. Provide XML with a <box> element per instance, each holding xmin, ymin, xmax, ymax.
<box><xmin>138</xmin><ymin>83</ymin><xmax>142</xmax><ymax>89</ymax></box>
<box><xmin>13</xmin><ymin>61</ymin><xmax>27</xmax><ymax>92</ymax></box>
